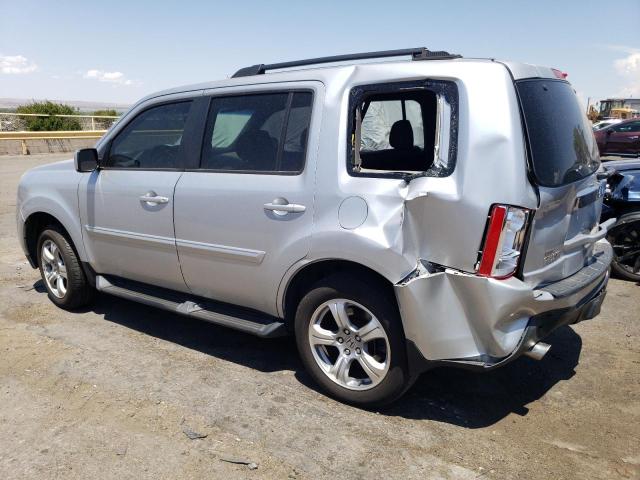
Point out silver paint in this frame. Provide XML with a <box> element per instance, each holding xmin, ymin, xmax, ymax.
<box><xmin>16</xmin><ymin>56</ymin><xmax>612</xmax><ymax>366</ymax></box>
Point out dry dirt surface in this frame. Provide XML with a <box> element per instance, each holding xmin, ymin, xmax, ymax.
<box><xmin>1</xmin><ymin>153</ymin><xmax>639</xmax><ymax>480</ymax></box>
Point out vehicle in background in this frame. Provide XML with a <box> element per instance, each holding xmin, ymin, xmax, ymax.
<box><xmin>610</xmin><ymin>108</ymin><xmax>639</xmax><ymax>120</ymax></box>
<box><xmin>601</xmin><ymin>160</ymin><xmax>640</xmax><ymax>281</ymax></box>
<box><xmin>593</xmin><ymin>119</ymin><xmax>621</xmax><ymax>131</ymax></box>
<box><xmin>595</xmin><ymin>119</ymin><xmax>640</xmax><ymax>157</ymax></box>
<box><xmin>599</xmin><ymin>98</ymin><xmax>640</xmax><ymax>120</ymax></box>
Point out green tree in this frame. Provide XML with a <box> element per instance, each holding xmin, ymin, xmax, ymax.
<box><xmin>16</xmin><ymin>101</ymin><xmax>81</xmax><ymax>131</ymax></box>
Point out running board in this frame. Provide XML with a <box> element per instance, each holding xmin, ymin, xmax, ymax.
<box><xmin>95</xmin><ymin>275</ymin><xmax>286</xmax><ymax>338</ymax></box>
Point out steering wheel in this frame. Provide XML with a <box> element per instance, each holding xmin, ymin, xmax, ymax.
<box><xmin>141</xmin><ymin>144</ymin><xmax>177</xmax><ymax>168</ymax></box>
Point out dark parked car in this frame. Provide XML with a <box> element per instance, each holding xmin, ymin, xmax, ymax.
<box><xmin>601</xmin><ymin>159</ymin><xmax>640</xmax><ymax>281</ymax></box>
<box><xmin>595</xmin><ymin>119</ymin><xmax>640</xmax><ymax>157</ymax></box>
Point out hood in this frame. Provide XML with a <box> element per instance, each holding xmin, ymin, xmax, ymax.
<box><xmin>29</xmin><ymin>158</ymin><xmax>75</xmax><ymax>172</ymax></box>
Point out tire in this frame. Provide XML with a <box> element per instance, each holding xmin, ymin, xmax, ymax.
<box><xmin>36</xmin><ymin>226</ymin><xmax>94</xmax><ymax>309</ymax></box>
<box><xmin>294</xmin><ymin>274</ymin><xmax>413</xmax><ymax>407</ymax></box>
<box><xmin>607</xmin><ymin>212</ymin><xmax>640</xmax><ymax>282</ymax></box>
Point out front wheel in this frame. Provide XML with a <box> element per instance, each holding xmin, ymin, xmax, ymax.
<box><xmin>37</xmin><ymin>227</ymin><xmax>94</xmax><ymax>309</ymax></box>
<box><xmin>295</xmin><ymin>274</ymin><xmax>413</xmax><ymax>407</ymax></box>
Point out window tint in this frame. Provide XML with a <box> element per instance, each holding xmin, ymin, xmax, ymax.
<box><xmin>201</xmin><ymin>91</ymin><xmax>312</xmax><ymax>173</ymax></box>
<box><xmin>613</xmin><ymin>121</ymin><xmax>640</xmax><ymax>133</ymax></box>
<box><xmin>516</xmin><ymin>80</ymin><xmax>599</xmax><ymax>187</ymax></box>
<box><xmin>107</xmin><ymin>101</ymin><xmax>192</xmax><ymax>169</ymax></box>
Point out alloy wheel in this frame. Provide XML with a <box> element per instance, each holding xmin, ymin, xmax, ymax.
<box><xmin>41</xmin><ymin>239</ymin><xmax>67</xmax><ymax>298</ymax></box>
<box><xmin>610</xmin><ymin>219</ymin><xmax>640</xmax><ymax>276</ymax></box>
<box><xmin>308</xmin><ymin>299</ymin><xmax>390</xmax><ymax>391</ymax></box>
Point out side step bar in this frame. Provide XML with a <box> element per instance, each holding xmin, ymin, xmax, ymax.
<box><xmin>95</xmin><ymin>275</ymin><xmax>286</xmax><ymax>338</ymax></box>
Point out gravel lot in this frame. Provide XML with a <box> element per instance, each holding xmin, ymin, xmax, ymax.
<box><xmin>1</xmin><ymin>153</ymin><xmax>638</xmax><ymax>480</ymax></box>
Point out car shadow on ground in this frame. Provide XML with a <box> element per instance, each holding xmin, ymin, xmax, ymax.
<box><xmin>38</xmin><ymin>283</ymin><xmax>583</xmax><ymax>429</ymax></box>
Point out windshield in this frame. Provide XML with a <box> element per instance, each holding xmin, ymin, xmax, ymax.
<box><xmin>516</xmin><ymin>79</ymin><xmax>600</xmax><ymax>187</ymax></box>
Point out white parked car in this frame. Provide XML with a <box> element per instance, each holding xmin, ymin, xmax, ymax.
<box><xmin>593</xmin><ymin>119</ymin><xmax>622</xmax><ymax>131</ymax></box>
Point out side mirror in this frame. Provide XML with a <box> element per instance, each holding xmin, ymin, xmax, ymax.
<box><xmin>74</xmin><ymin>148</ymin><xmax>99</xmax><ymax>172</ymax></box>
<box><xmin>606</xmin><ymin>128</ymin><xmax>614</xmax><ymax>135</ymax></box>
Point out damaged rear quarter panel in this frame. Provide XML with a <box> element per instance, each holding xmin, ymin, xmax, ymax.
<box><xmin>306</xmin><ymin>62</ymin><xmax>539</xmax><ymax>361</ymax></box>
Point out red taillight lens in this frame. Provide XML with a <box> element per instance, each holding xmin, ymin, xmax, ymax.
<box><xmin>477</xmin><ymin>205</ymin><xmax>530</xmax><ymax>279</ymax></box>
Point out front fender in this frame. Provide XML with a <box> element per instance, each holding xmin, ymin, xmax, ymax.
<box><xmin>18</xmin><ymin>163</ymin><xmax>86</xmax><ymax>263</ymax></box>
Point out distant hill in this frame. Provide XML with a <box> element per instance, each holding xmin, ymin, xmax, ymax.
<box><xmin>0</xmin><ymin>98</ymin><xmax>131</xmax><ymax>113</ymax></box>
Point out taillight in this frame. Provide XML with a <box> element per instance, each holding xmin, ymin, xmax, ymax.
<box><xmin>477</xmin><ymin>205</ymin><xmax>530</xmax><ymax>279</ymax></box>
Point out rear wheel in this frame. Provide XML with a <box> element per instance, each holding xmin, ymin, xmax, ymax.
<box><xmin>294</xmin><ymin>274</ymin><xmax>413</xmax><ymax>407</ymax></box>
<box><xmin>37</xmin><ymin>227</ymin><xmax>94</xmax><ymax>309</ymax></box>
<box><xmin>607</xmin><ymin>213</ymin><xmax>640</xmax><ymax>282</ymax></box>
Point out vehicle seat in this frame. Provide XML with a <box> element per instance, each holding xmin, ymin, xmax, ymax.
<box><xmin>360</xmin><ymin>120</ymin><xmax>426</xmax><ymax>171</ymax></box>
<box><xmin>389</xmin><ymin>119</ymin><xmax>414</xmax><ymax>151</ymax></box>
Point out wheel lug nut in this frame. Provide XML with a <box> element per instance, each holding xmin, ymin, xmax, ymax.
<box><xmin>344</xmin><ymin>349</ymin><xmax>351</xmax><ymax>355</ymax></box>
<box><xmin>356</xmin><ymin>347</ymin><xmax>361</xmax><ymax>355</ymax></box>
<box><xmin>355</xmin><ymin>336</ymin><xmax>361</xmax><ymax>342</ymax></box>
<box><xmin>337</xmin><ymin>337</ymin><xmax>344</xmax><ymax>344</ymax></box>
<box><xmin>344</xmin><ymin>329</ymin><xmax>350</xmax><ymax>335</ymax></box>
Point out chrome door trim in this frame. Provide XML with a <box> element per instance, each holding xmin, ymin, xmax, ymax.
<box><xmin>175</xmin><ymin>238</ymin><xmax>265</xmax><ymax>264</ymax></box>
<box><xmin>84</xmin><ymin>225</ymin><xmax>176</xmax><ymax>250</ymax></box>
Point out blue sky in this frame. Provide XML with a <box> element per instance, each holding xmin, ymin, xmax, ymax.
<box><xmin>1</xmin><ymin>0</ymin><xmax>639</xmax><ymax>106</ymax></box>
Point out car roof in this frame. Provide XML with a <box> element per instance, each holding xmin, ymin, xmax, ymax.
<box><xmin>137</xmin><ymin>56</ymin><xmax>557</xmax><ymax>105</ymax></box>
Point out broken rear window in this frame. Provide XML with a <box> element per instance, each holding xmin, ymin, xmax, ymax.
<box><xmin>348</xmin><ymin>80</ymin><xmax>458</xmax><ymax>178</ymax></box>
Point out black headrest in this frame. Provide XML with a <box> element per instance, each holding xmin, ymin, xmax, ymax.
<box><xmin>389</xmin><ymin>120</ymin><xmax>414</xmax><ymax>150</ymax></box>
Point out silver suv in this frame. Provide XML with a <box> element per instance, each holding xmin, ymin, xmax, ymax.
<box><xmin>17</xmin><ymin>48</ymin><xmax>613</xmax><ymax>406</ymax></box>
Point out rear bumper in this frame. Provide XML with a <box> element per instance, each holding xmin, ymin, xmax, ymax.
<box><xmin>395</xmin><ymin>239</ymin><xmax>612</xmax><ymax>375</ymax></box>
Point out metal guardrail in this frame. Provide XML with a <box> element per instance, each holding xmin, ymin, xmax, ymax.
<box><xmin>0</xmin><ymin>130</ymin><xmax>107</xmax><ymax>139</ymax></box>
<box><xmin>0</xmin><ymin>130</ymin><xmax>107</xmax><ymax>155</ymax></box>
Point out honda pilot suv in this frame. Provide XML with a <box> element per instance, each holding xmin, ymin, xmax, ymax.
<box><xmin>17</xmin><ymin>48</ymin><xmax>613</xmax><ymax>406</ymax></box>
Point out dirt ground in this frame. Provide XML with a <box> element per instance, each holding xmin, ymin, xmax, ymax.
<box><xmin>0</xmin><ymin>153</ymin><xmax>638</xmax><ymax>480</ymax></box>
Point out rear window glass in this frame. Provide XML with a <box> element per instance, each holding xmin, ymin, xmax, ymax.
<box><xmin>516</xmin><ymin>79</ymin><xmax>600</xmax><ymax>187</ymax></box>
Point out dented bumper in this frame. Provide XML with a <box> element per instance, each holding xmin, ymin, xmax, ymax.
<box><xmin>395</xmin><ymin>239</ymin><xmax>612</xmax><ymax>373</ymax></box>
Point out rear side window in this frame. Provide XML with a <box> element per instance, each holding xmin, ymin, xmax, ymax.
<box><xmin>347</xmin><ymin>80</ymin><xmax>458</xmax><ymax>179</ymax></box>
<box><xmin>201</xmin><ymin>91</ymin><xmax>312</xmax><ymax>173</ymax></box>
<box><xmin>354</xmin><ymin>91</ymin><xmax>436</xmax><ymax>173</ymax></box>
<box><xmin>516</xmin><ymin>79</ymin><xmax>600</xmax><ymax>187</ymax></box>
<box><xmin>106</xmin><ymin>101</ymin><xmax>192</xmax><ymax>169</ymax></box>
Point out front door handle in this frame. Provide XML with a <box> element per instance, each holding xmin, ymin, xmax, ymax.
<box><xmin>264</xmin><ymin>199</ymin><xmax>306</xmax><ymax>216</ymax></box>
<box><xmin>140</xmin><ymin>191</ymin><xmax>169</xmax><ymax>205</ymax></box>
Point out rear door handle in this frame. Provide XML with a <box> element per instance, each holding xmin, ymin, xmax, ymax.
<box><xmin>264</xmin><ymin>200</ymin><xmax>306</xmax><ymax>216</ymax></box>
<box><xmin>140</xmin><ymin>191</ymin><xmax>169</xmax><ymax>205</ymax></box>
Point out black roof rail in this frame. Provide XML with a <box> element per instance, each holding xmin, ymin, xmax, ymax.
<box><xmin>231</xmin><ymin>47</ymin><xmax>462</xmax><ymax>78</ymax></box>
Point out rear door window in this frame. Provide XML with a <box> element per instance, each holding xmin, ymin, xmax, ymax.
<box><xmin>516</xmin><ymin>79</ymin><xmax>600</xmax><ymax>187</ymax></box>
<box><xmin>201</xmin><ymin>91</ymin><xmax>312</xmax><ymax>173</ymax></box>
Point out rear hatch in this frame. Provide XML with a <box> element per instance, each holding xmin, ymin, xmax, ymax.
<box><xmin>515</xmin><ymin>78</ymin><xmax>606</xmax><ymax>286</ymax></box>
